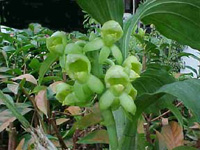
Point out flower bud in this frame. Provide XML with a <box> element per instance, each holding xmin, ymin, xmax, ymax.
<box><xmin>101</xmin><ymin>20</ymin><xmax>123</xmax><ymax>46</ymax></box>
<box><xmin>46</xmin><ymin>31</ymin><xmax>67</xmax><ymax>55</ymax></box>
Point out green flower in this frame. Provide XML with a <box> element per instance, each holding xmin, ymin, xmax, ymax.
<box><xmin>123</xmin><ymin>56</ymin><xmax>142</xmax><ymax>74</ymax></box>
<box><xmin>101</xmin><ymin>20</ymin><xmax>123</xmax><ymax>46</ymax></box>
<box><xmin>55</xmin><ymin>83</ymin><xmax>72</xmax><ymax>103</ymax></box>
<box><xmin>46</xmin><ymin>31</ymin><xmax>67</xmax><ymax>55</ymax></box>
<box><xmin>65</xmin><ymin>54</ymin><xmax>91</xmax><ymax>83</ymax></box>
<box><xmin>105</xmin><ymin>65</ymin><xmax>129</xmax><ymax>89</ymax></box>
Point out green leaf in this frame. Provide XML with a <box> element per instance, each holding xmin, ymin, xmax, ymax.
<box><xmin>121</xmin><ymin>79</ymin><xmax>200</xmax><ymax>149</ymax></box>
<box><xmin>158</xmin><ymin>79</ymin><xmax>200</xmax><ymax>121</ymax></box>
<box><xmin>76</xmin><ymin>0</ymin><xmax>124</xmax><ymax>26</ymax></box>
<box><xmin>38</xmin><ymin>53</ymin><xmax>58</xmax><ymax>85</ymax></box>
<box><xmin>77</xmin><ymin>130</ymin><xmax>109</xmax><ymax>144</ymax></box>
<box><xmin>0</xmin><ymin>103</ymin><xmax>32</xmax><ymax>132</ymax></box>
<box><xmin>64</xmin><ymin>104</ymin><xmax>103</xmax><ymax>138</ymax></box>
<box><xmin>29</xmin><ymin>58</ymin><xmax>41</xmax><ymax>70</ymax></box>
<box><xmin>173</xmin><ymin>146</ymin><xmax>198</xmax><ymax>150</ymax></box>
<box><xmin>166</xmin><ymin>103</ymin><xmax>183</xmax><ymax>126</ymax></box>
<box><xmin>122</xmin><ymin>0</ymin><xmax>200</xmax><ymax>59</ymax></box>
<box><xmin>133</xmin><ymin>65</ymin><xmax>175</xmax><ymax>96</ymax></box>
<box><xmin>0</xmin><ymin>91</ymin><xmax>31</xmax><ymax>129</ymax></box>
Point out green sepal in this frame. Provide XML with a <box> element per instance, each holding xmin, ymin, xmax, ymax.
<box><xmin>87</xmin><ymin>75</ymin><xmax>104</xmax><ymax>94</ymax></box>
<box><xmin>123</xmin><ymin>56</ymin><xmax>142</xmax><ymax>74</ymax></box>
<box><xmin>83</xmin><ymin>38</ymin><xmax>104</xmax><ymax>52</ymax></box>
<box><xmin>99</xmin><ymin>46</ymin><xmax>111</xmax><ymax>64</ymax></box>
<box><xmin>99</xmin><ymin>90</ymin><xmax>115</xmax><ymax>110</ymax></box>
<box><xmin>74</xmin><ymin>81</ymin><xmax>93</xmax><ymax>101</ymax></box>
<box><xmin>65</xmin><ymin>43</ymin><xmax>83</xmax><ymax>54</ymax></box>
<box><xmin>119</xmin><ymin>92</ymin><xmax>136</xmax><ymax>116</ymax></box>
<box><xmin>46</xmin><ymin>31</ymin><xmax>67</xmax><ymax>56</ymax></box>
<box><xmin>110</xmin><ymin>45</ymin><xmax>123</xmax><ymax>65</ymax></box>
<box><xmin>125</xmin><ymin>84</ymin><xmax>137</xmax><ymax>100</ymax></box>
<box><xmin>55</xmin><ymin>83</ymin><xmax>72</xmax><ymax>103</ymax></box>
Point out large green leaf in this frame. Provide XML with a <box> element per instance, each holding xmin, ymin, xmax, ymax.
<box><xmin>76</xmin><ymin>0</ymin><xmax>124</xmax><ymax>26</ymax></box>
<box><xmin>121</xmin><ymin>79</ymin><xmax>200</xmax><ymax>149</ymax></box>
<box><xmin>122</xmin><ymin>0</ymin><xmax>200</xmax><ymax>58</ymax></box>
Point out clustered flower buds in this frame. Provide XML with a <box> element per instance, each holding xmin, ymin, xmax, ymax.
<box><xmin>46</xmin><ymin>20</ymin><xmax>142</xmax><ymax>117</ymax></box>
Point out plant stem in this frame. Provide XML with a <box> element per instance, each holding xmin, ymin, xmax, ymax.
<box><xmin>101</xmin><ymin>109</ymin><xmax>118</xmax><ymax>150</ymax></box>
<box><xmin>119</xmin><ymin>116</ymin><xmax>139</xmax><ymax>150</ymax></box>
<box><xmin>50</xmin><ymin>112</ymin><xmax>68</xmax><ymax>150</ymax></box>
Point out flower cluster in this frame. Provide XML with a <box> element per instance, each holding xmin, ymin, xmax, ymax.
<box><xmin>46</xmin><ymin>20</ymin><xmax>142</xmax><ymax>116</ymax></box>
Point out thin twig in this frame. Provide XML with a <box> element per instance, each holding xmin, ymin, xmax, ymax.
<box><xmin>8</xmin><ymin>123</ymin><xmax>16</xmax><ymax>150</ymax></box>
<box><xmin>143</xmin><ymin>114</ymin><xmax>152</xmax><ymax>144</ymax></box>
<box><xmin>50</xmin><ymin>111</ymin><xmax>68</xmax><ymax>150</ymax></box>
<box><xmin>21</xmin><ymin>87</ymin><xmax>42</xmax><ymax>127</ymax></box>
<box><xmin>151</xmin><ymin>102</ymin><xmax>183</xmax><ymax>122</ymax></box>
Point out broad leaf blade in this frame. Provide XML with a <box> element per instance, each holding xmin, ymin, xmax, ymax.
<box><xmin>77</xmin><ymin>130</ymin><xmax>109</xmax><ymax>144</ymax></box>
<box><xmin>76</xmin><ymin>0</ymin><xmax>124</xmax><ymax>26</ymax></box>
<box><xmin>142</xmin><ymin>0</ymin><xmax>200</xmax><ymax>50</ymax></box>
<box><xmin>158</xmin><ymin>79</ymin><xmax>200</xmax><ymax>121</ymax></box>
<box><xmin>122</xmin><ymin>0</ymin><xmax>200</xmax><ymax>59</ymax></box>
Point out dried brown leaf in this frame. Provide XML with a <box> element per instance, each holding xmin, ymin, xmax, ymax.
<box><xmin>7</xmin><ymin>82</ymin><xmax>19</xmax><ymax>95</ymax></box>
<box><xmin>65</xmin><ymin>106</ymin><xmax>81</xmax><ymax>115</ymax></box>
<box><xmin>56</xmin><ymin>118</ymin><xmax>70</xmax><ymax>125</ymax></box>
<box><xmin>157</xmin><ymin>121</ymin><xmax>184</xmax><ymax>150</ymax></box>
<box><xmin>12</xmin><ymin>74</ymin><xmax>37</xmax><ymax>85</ymax></box>
<box><xmin>0</xmin><ymin>104</ymin><xmax>31</xmax><ymax>132</ymax></box>
<box><xmin>16</xmin><ymin>138</ymin><xmax>25</xmax><ymax>150</ymax></box>
<box><xmin>35</xmin><ymin>90</ymin><xmax>48</xmax><ymax>117</ymax></box>
<box><xmin>49</xmin><ymin>81</ymin><xmax>63</xmax><ymax>93</ymax></box>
